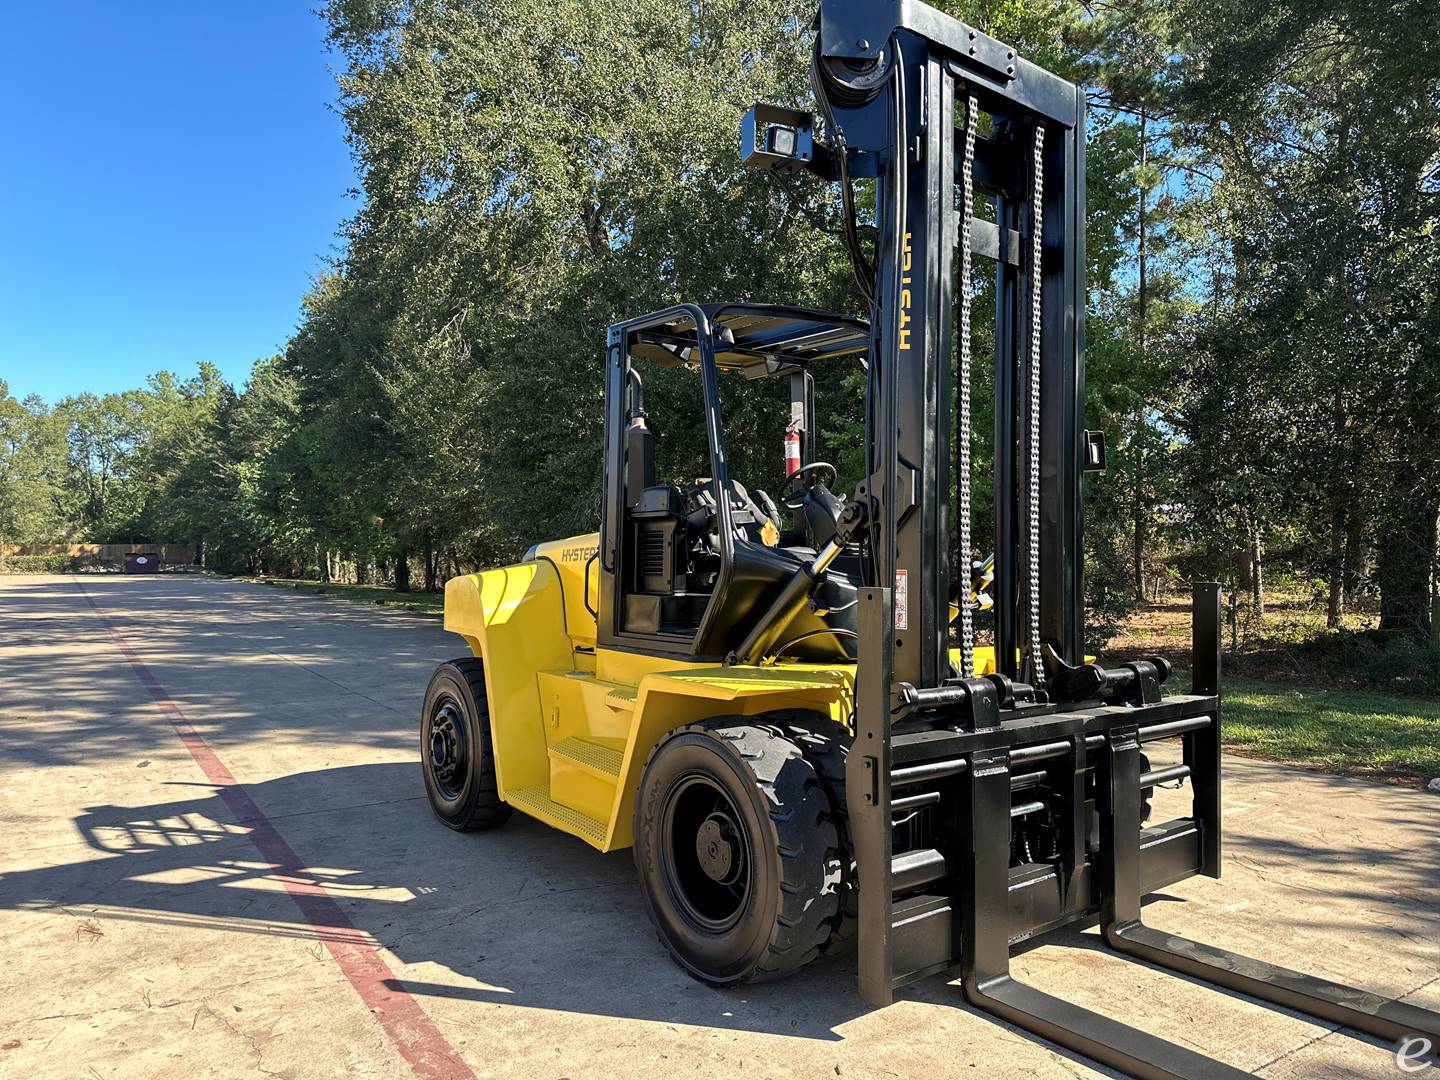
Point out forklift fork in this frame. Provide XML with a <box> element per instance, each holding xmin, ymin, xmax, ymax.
<box><xmin>960</xmin><ymin>745</ymin><xmax>1250</xmax><ymax>1080</ymax></box>
<box><xmin>1099</xmin><ymin>725</ymin><xmax>1440</xmax><ymax>1050</ymax></box>
<box><xmin>955</xmin><ymin>719</ymin><xmax>1440</xmax><ymax>1080</ymax></box>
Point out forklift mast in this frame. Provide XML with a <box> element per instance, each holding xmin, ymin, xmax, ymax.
<box><xmin>749</xmin><ymin>0</ymin><xmax>1089</xmax><ymax>693</ymax></box>
<box><xmin>844</xmin><ymin>1</ymin><xmax>1084</xmax><ymax>692</ymax></box>
<box><xmin>742</xmin><ymin>2</ymin><xmax>1440</xmax><ymax>1076</ymax></box>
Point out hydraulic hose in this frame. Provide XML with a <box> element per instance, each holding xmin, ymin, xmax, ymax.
<box><xmin>728</xmin><ymin>535</ymin><xmax>849</xmax><ymax>665</ymax></box>
<box><xmin>809</xmin><ymin>38</ymin><xmax>877</xmax><ymax>305</ymax></box>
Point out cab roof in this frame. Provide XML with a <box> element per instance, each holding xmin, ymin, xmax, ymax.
<box><xmin>627</xmin><ymin>304</ymin><xmax>870</xmax><ymax>379</ymax></box>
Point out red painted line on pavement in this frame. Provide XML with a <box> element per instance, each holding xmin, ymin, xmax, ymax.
<box><xmin>75</xmin><ymin>579</ymin><xmax>475</xmax><ymax>1080</ymax></box>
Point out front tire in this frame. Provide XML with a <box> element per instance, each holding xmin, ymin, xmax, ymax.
<box><xmin>633</xmin><ymin>719</ymin><xmax>843</xmax><ymax>984</ymax></box>
<box><xmin>768</xmin><ymin>711</ymin><xmax>857</xmax><ymax>950</ymax></box>
<box><xmin>421</xmin><ymin>659</ymin><xmax>511</xmax><ymax>831</ymax></box>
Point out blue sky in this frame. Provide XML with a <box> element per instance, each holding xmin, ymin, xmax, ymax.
<box><xmin>0</xmin><ymin>3</ymin><xmax>357</xmax><ymax>405</ymax></box>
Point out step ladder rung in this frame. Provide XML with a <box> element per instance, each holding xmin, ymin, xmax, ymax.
<box><xmin>604</xmin><ymin>685</ymin><xmax>638</xmax><ymax>709</ymax></box>
<box><xmin>507</xmin><ymin>783</ymin><xmax>608</xmax><ymax>843</ymax></box>
<box><xmin>549</xmin><ymin>736</ymin><xmax>624</xmax><ymax>778</ymax></box>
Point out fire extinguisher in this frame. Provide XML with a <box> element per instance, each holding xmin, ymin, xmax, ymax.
<box><xmin>784</xmin><ymin>427</ymin><xmax>802</xmax><ymax>478</ymax></box>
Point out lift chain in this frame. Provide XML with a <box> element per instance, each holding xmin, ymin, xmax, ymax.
<box><xmin>957</xmin><ymin>94</ymin><xmax>979</xmax><ymax>679</ymax></box>
<box><xmin>1027</xmin><ymin>124</ymin><xmax>1047</xmax><ymax>689</ymax></box>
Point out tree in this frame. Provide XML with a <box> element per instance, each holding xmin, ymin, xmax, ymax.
<box><xmin>310</xmin><ymin>0</ymin><xmax>850</xmax><ymax>584</ymax></box>
<box><xmin>1160</xmin><ymin>0</ymin><xmax>1440</xmax><ymax>631</ymax></box>
<box><xmin>0</xmin><ymin>382</ymin><xmax>70</xmax><ymax>543</ymax></box>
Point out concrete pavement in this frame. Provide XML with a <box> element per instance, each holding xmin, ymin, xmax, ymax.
<box><xmin>0</xmin><ymin>573</ymin><xmax>1436</xmax><ymax>1079</ymax></box>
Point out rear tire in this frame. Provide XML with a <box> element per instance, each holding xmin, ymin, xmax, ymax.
<box><xmin>421</xmin><ymin>658</ymin><xmax>511</xmax><ymax>831</ymax></box>
<box><xmin>633</xmin><ymin>719</ymin><xmax>843</xmax><ymax>984</ymax></box>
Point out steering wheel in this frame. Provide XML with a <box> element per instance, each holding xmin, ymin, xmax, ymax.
<box><xmin>776</xmin><ymin>461</ymin><xmax>838</xmax><ymax>510</ymax></box>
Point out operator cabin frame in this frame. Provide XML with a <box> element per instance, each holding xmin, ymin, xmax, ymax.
<box><xmin>598</xmin><ymin>304</ymin><xmax>870</xmax><ymax>661</ymax></box>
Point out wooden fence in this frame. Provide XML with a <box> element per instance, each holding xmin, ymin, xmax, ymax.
<box><xmin>1</xmin><ymin>543</ymin><xmax>196</xmax><ymax>566</ymax></box>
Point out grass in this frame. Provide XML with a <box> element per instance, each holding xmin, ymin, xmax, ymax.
<box><xmin>238</xmin><ymin>576</ymin><xmax>444</xmax><ymax>615</ymax></box>
<box><xmin>1218</xmin><ymin>673</ymin><xmax>1440</xmax><ymax>785</ymax></box>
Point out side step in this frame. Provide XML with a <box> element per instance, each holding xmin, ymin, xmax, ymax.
<box><xmin>506</xmin><ymin>783</ymin><xmax>609</xmax><ymax>848</ymax></box>
<box><xmin>550</xmin><ymin>735</ymin><xmax>624</xmax><ymax>780</ymax></box>
<box><xmin>546</xmin><ymin>735</ymin><xmax>624</xmax><ymax>824</ymax></box>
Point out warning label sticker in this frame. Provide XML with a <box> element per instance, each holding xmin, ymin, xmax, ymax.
<box><xmin>895</xmin><ymin>569</ymin><xmax>909</xmax><ymax>630</ymax></box>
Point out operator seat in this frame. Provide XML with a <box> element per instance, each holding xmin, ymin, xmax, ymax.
<box><xmin>697</xmin><ymin>471</ymin><xmax>860</xmax><ymax>663</ymax></box>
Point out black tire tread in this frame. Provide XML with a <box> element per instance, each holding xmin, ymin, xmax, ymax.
<box><xmin>762</xmin><ymin>710</ymin><xmax>858</xmax><ymax>950</ymax></box>
<box><xmin>432</xmin><ymin>657</ymin><xmax>511</xmax><ymax>831</ymax></box>
<box><xmin>635</xmin><ymin>718</ymin><xmax>843</xmax><ymax>984</ymax></box>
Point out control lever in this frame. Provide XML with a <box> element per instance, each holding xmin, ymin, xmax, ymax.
<box><xmin>727</xmin><ymin>499</ymin><xmax>868</xmax><ymax>665</ymax></box>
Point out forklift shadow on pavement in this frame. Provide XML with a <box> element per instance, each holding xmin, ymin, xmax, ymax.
<box><xmin>1</xmin><ymin>759</ymin><xmax>1434</xmax><ymax>1060</ymax></box>
<box><xmin>2</xmin><ymin>762</ymin><xmax>876</xmax><ymax>1041</ymax></box>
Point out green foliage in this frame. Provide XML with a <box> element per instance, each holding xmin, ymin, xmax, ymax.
<box><xmin>1246</xmin><ymin>629</ymin><xmax>1440</xmax><ymax>698</ymax></box>
<box><xmin>301</xmin><ymin>0</ymin><xmax>852</xmax><ymax>566</ymax></box>
<box><xmin>244</xmin><ymin>576</ymin><xmax>445</xmax><ymax>615</ymax></box>
<box><xmin>1164</xmin><ymin>0</ymin><xmax>1440</xmax><ymax>629</ymax></box>
<box><xmin>0</xmin><ymin>381</ymin><xmax>70</xmax><ymax>542</ymax></box>
<box><xmin>0</xmin><ymin>553</ymin><xmax>77</xmax><ymax>574</ymax></box>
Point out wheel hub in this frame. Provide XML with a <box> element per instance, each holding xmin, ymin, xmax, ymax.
<box><xmin>660</xmin><ymin>774</ymin><xmax>752</xmax><ymax>933</ymax></box>
<box><xmin>427</xmin><ymin>700</ymin><xmax>467</xmax><ymax>798</ymax></box>
<box><xmin>695</xmin><ymin>813</ymin><xmax>741</xmax><ymax>883</ymax></box>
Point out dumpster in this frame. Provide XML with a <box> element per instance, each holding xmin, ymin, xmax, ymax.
<box><xmin>123</xmin><ymin>553</ymin><xmax>161</xmax><ymax>574</ymax></box>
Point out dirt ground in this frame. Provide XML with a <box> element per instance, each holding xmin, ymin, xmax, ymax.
<box><xmin>1</xmin><ymin>574</ymin><xmax>1436</xmax><ymax>1079</ymax></box>
<box><xmin>1102</xmin><ymin>592</ymin><xmax>1403</xmax><ymax>688</ymax></box>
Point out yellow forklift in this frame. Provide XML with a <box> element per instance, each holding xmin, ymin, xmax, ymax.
<box><xmin>420</xmin><ymin>1</ymin><xmax>1440</xmax><ymax>1074</ymax></box>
